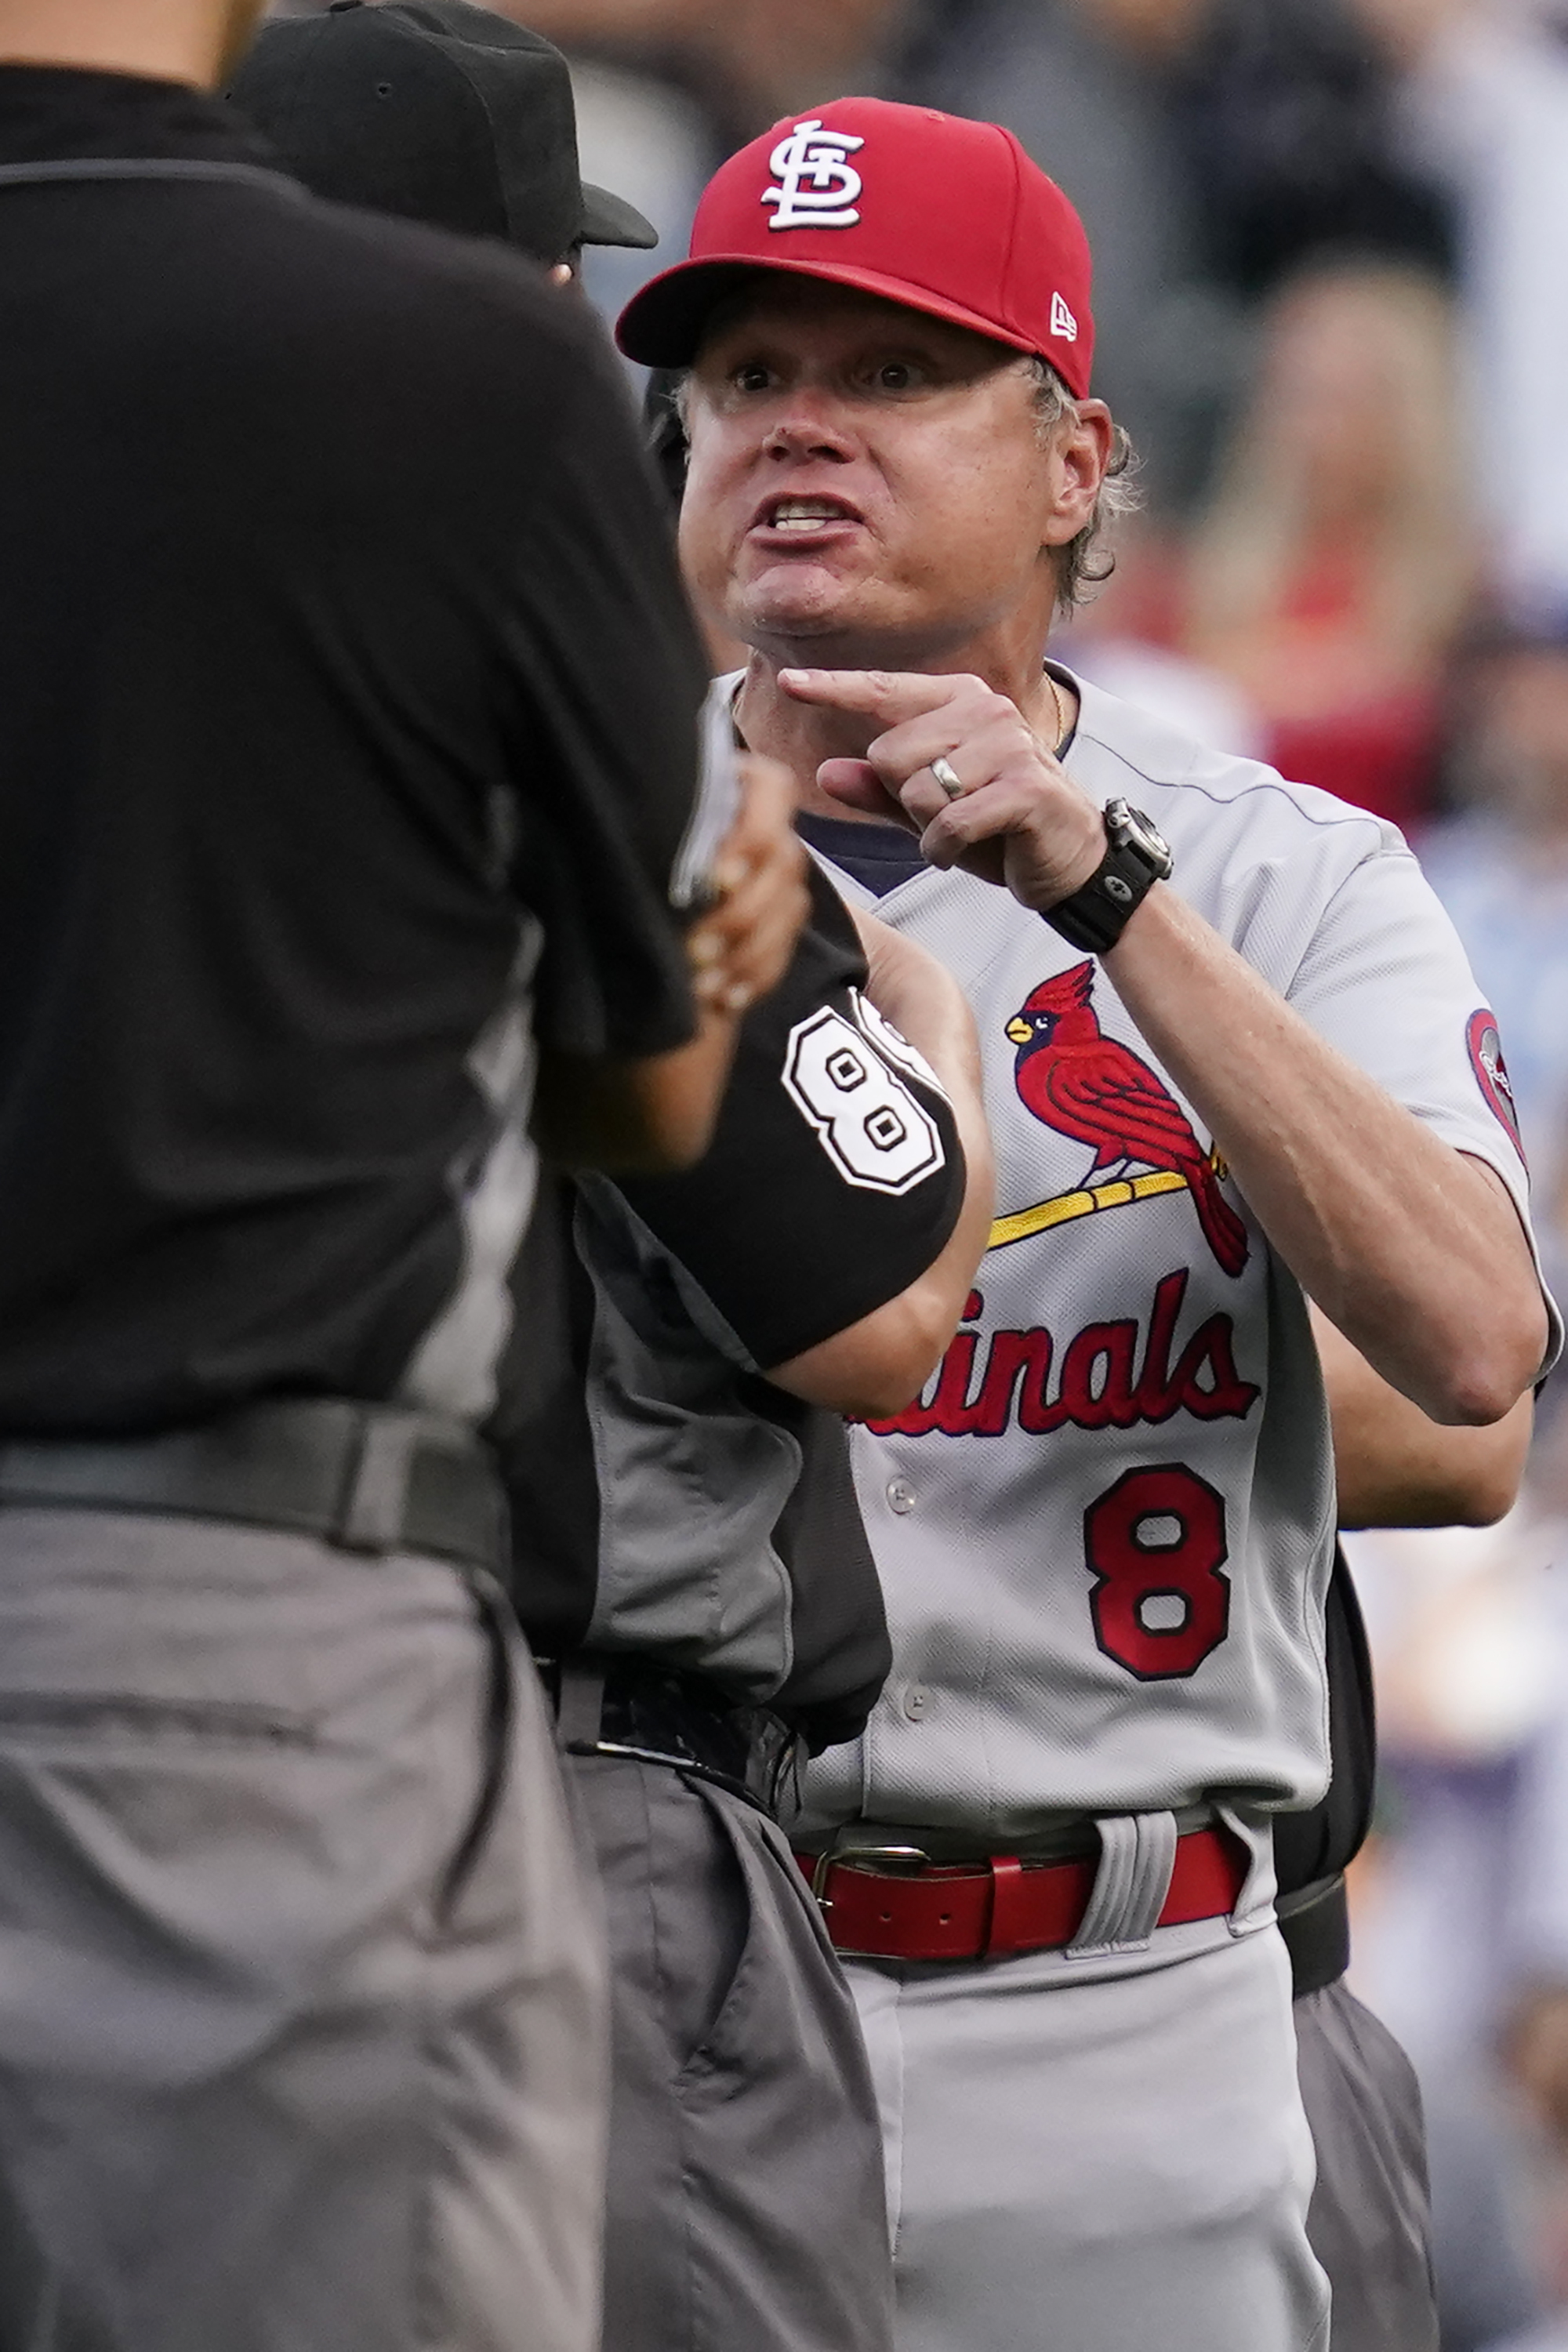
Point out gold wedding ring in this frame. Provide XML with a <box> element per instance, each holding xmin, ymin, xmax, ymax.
<box><xmin>930</xmin><ymin>755</ymin><xmax>965</xmax><ymax>801</ymax></box>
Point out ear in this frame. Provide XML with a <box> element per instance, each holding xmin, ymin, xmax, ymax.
<box><xmin>1041</xmin><ymin>400</ymin><xmax>1115</xmax><ymax>550</ymax></box>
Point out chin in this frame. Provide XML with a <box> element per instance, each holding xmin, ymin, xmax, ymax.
<box><xmin>735</xmin><ymin>575</ymin><xmax>887</xmax><ymax>654</ymax></box>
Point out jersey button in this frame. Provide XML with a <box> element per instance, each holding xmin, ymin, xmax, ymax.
<box><xmin>887</xmin><ymin>1478</ymin><xmax>916</xmax><ymax>1515</ymax></box>
<box><xmin>902</xmin><ymin>1684</ymin><xmax>930</xmax><ymax>1722</ymax></box>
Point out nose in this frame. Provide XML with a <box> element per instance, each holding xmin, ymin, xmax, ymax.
<box><xmin>762</xmin><ymin>390</ymin><xmax>856</xmax><ymax>465</ymax></box>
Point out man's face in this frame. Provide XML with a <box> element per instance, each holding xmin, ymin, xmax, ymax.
<box><xmin>679</xmin><ymin>278</ymin><xmax>1083</xmax><ymax>672</ymax></box>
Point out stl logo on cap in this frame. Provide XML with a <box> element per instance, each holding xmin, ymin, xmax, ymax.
<box><xmin>615</xmin><ymin>96</ymin><xmax>1097</xmax><ymax>399</ymax></box>
<box><xmin>763</xmin><ymin>119</ymin><xmax>866</xmax><ymax>233</ymax></box>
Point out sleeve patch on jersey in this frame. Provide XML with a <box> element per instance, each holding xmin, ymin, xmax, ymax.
<box><xmin>782</xmin><ymin>1004</ymin><xmax>946</xmax><ymax>1196</ymax></box>
<box><xmin>1466</xmin><ymin>1008</ymin><xmax>1526</xmax><ymax>1160</ymax></box>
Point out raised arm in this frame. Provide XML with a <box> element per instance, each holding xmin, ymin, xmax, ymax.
<box><xmin>1315</xmin><ymin>1305</ymin><xmax>1534</xmax><ymax>1529</ymax></box>
<box><xmin>784</xmin><ymin>665</ymin><xmax>1550</xmax><ymax>1426</ymax></box>
<box><xmin>534</xmin><ymin>757</ymin><xmax>809</xmax><ymax>1171</ymax></box>
<box><xmin>1102</xmin><ymin>894</ymin><xmax>1544</xmax><ymax>1425</ymax></box>
<box><xmin>613</xmin><ymin>868</ymin><xmax>993</xmax><ymax>1423</ymax></box>
<box><xmin>768</xmin><ymin>909</ymin><xmax>995</xmax><ymax>1419</ymax></box>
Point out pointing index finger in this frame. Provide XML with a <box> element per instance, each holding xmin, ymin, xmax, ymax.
<box><xmin>777</xmin><ymin>668</ymin><xmax>959</xmax><ymax>722</ymax></box>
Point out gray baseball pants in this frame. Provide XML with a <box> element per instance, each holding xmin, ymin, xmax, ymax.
<box><xmin>0</xmin><ymin>1505</ymin><xmax>607</xmax><ymax>2352</ymax></box>
<box><xmin>1296</xmin><ymin>1976</ymin><xmax>1439</xmax><ymax>2352</ymax></box>
<box><xmin>848</xmin><ymin>1918</ymin><xmax>1330</xmax><ymax>2352</ymax></box>
<box><xmin>567</xmin><ymin>1751</ymin><xmax>895</xmax><ymax>2352</ymax></box>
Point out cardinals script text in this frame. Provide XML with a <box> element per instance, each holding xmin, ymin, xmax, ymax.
<box><xmin>866</xmin><ymin>1269</ymin><xmax>1258</xmax><ymax>1439</ymax></box>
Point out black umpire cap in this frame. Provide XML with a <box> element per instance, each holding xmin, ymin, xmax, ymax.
<box><xmin>227</xmin><ymin>0</ymin><xmax>659</xmax><ymax>267</ymax></box>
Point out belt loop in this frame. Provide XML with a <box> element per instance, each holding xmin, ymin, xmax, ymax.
<box><xmin>1068</xmin><ymin>1812</ymin><xmax>1178</xmax><ymax>1957</ymax></box>
<box><xmin>333</xmin><ymin>1407</ymin><xmax>421</xmax><ymax>1555</ymax></box>
<box><xmin>553</xmin><ymin>1657</ymin><xmax>606</xmax><ymax>1754</ymax></box>
<box><xmin>984</xmin><ymin>1857</ymin><xmax>1028</xmax><ymax>1958</ymax></box>
<box><xmin>763</xmin><ymin>1728</ymin><xmax>805</xmax><ymax>1822</ymax></box>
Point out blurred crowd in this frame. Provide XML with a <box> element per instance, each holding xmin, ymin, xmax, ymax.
<box><xmin>266</xmin><ymin>0</ymin><xmax>1568</xmax><ymax>2340</ymax></box>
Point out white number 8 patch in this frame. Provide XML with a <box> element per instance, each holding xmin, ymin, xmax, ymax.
<box><xmin>782</xmin><ymin>1005</ymin><xmax>945</xmax><ymax>1195</ymax></box>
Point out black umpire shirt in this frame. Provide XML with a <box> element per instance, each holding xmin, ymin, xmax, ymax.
<box><xmin>0</xmin><ymin>67</ymin><xmax>708</xmax><ymax>1434</ymax></box>
<box><xmin>503</xmin><ymin>867</ymin><xmax>967</xmax><ymax>1751</ymax></box>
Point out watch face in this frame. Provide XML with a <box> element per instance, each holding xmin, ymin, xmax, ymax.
<box><xmin>1107</xmin><ymin>800</ymin><xmax>1173</xmax><ymax>873</ymax></box>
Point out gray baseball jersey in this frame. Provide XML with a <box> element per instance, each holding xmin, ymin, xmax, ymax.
<box><xmin>764</xmin><ymin>666</ymin><xmax>1563</xmax><ymax>1843</ymax></box>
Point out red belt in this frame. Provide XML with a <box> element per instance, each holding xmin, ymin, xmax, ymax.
<box><xmin>795</xmin><ymin>1826</ymin><xmax>1247</xmax><ymax>1963</ymax></box>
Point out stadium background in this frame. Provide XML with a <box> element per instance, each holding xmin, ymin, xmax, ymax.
<box><xmin>264</xmin><ymin>5</ymin><xmax>1568</xmax><ymax>2341</ymax></box>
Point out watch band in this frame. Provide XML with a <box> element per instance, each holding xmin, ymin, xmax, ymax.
<box><xmin>1043</xmin><ymin>800</ymin><xmax>1170</xmax><ymax>954</ymax></box>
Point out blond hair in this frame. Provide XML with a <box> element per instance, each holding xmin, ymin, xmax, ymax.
<box><xmin>1186</xmin><ymin>261</ymin><xmax>1472</xmax><ymax>673</ymax></box>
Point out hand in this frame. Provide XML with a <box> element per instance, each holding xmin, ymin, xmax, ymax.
<box><xmin>780</xmin><ymin>666</ymin><xmax>1105</xmax><ymax>912</ymax></box>
<box><xmin>686</xmin><ymin>753</ymin><xmax>809</xmax><ymax>1015</ymax></box>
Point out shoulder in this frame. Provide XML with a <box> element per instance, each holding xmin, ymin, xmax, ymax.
<box><xmin>120</xmin><ymin>177</ymin><xmax>653</xmax><ymax>564</ymax></box>
<box><xmin>212</xmin><ymin>173</ymin><xmax>562</xmax><ymax>326</ymax></box>
<box><xmin>1062</xmin><ymin>668</ymin><xmax>1399</xmax><ymax>861</ymax></box>
<box><xmin>179</xmin><ymin>177</ymin><xmax>614</xmax><ymax>434</ymax></box>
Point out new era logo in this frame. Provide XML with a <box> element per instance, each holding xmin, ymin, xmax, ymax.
<box><xmin>763</xmin><ymin>119</ymin><xmax>866</xmax><ymax>232</ymax></box>
<box><xmin>1051</xmin><ymin>292</ymin><xmax>1079</xmax><ymax>342</ymax></box>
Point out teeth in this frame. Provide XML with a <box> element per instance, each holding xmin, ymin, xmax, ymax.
<box><xmin>768</xmin><ymin>501</ymin><xmax>851</xmax><ymax>531</ymax></box>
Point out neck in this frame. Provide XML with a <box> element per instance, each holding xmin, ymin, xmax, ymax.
<box><xmin>734</xmin><ymin>641</ymin><xmax>1076</xmax><ymax>822</ymax></box>
<box><xmin>0</xmin><ymin>0</ymin><xmax>253</xmax><ymax>90</ymax></box>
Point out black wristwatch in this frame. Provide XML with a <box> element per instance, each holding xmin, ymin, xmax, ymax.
<box><xmin>1043</xmin><ymin>797</ymin><xmax>1173</xmax><ymax>954</ymax></box>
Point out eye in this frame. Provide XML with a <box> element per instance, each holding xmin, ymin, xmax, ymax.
<box><xmin>730</xmin><ymin>360</ymin><xmax>775</xmax><ymax>395</ymax></box>
<box><xmin>872</xmin><ymin>358</ymin><xmax>926</xmax><ymax>393</ymax></box>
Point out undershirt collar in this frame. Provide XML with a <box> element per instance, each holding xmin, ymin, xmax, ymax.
<box><xmin>795</xmin><ymin>812</ymin><xmax>925</xmax><ymax>899</ymax></box>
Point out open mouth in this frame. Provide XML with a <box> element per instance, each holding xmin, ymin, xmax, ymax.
<box><xmin>752</xmin><ymin>495</ymin><xmax>864</xmax><ymax>537</ymax></box>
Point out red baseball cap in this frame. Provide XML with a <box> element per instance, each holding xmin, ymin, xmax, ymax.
<box><xmin>615</xmin><ymin>96</ymin><xmax>1095</xmax><ymax>399</ymax></box>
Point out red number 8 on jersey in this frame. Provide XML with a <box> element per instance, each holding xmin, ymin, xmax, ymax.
<box><xmin>1084</xmin><ymin>1464</ymin><xmax>1231</xmax><ymax>1681</ymax></box>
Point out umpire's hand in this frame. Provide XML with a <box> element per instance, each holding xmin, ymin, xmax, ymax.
<box><xmin>688</xmin><ymin>755</ymin><xmax>810</xmax><ymax>1015</ymax></box>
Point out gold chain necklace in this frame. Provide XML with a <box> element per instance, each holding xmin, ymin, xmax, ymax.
<box><xmin>1044</xmin><ymin>666</ymin><xmax>1069</xmax><ymax>757</ymax></box>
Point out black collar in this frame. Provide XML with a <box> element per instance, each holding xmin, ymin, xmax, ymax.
<box><xmin>0</xmin><ymin>62</ymin><xmax>274</xmax><ymax>171</ymax></box>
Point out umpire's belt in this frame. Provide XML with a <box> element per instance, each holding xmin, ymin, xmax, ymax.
<box><xmin>797</xmin><ymin>1826</ymin><xmax>1247</xmax><ymax>1963</ymax></box>
<box><xmin>543</xmin><ymin>1653</ymin><xmax>803</xmax><ymax>1820</ymax></box>
<box><xmin>0</xmin><ymin>1398</ymin><xmax>507</xmax><ymax>1578</ymax></box>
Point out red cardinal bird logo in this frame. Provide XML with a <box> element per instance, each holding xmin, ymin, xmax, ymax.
<box><xmin>1005</xmin><ymin>961</ymin><xmax>1249</xmax><ymax>1276</ymax></box>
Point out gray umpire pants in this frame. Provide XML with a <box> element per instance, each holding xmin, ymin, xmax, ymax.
<box><xmin>0</xmin><ymin>1505</ymin><xmax>607</xmax><ymax>2352</ymax></box>
<box><xmin>566</xmin><ymin>1751</ymin><xmax>895</xmax><ymax>2352</ymax></box>
<box><xmin>1295</xmin><ymin>1977</ymin><xmax>1440</xmax><ymax>2352</ymax></box>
